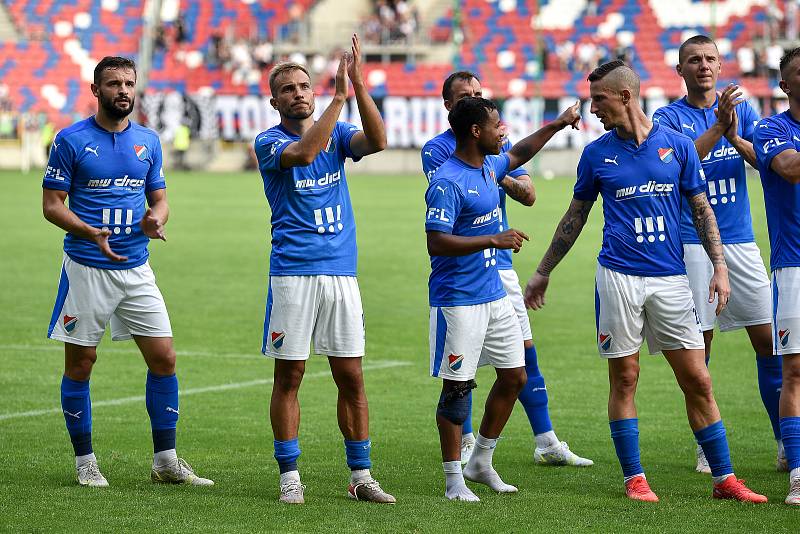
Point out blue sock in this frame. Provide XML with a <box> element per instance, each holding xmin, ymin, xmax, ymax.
<box><xmin>274</xmin><ymin>438</ymin><xmax>301</xmax><ymax>473</ymax></box>
<box><xmin>462</xmin><ymin>392</ymin><xmax>473</xmax><ymax>435</ymax></box>
<box><xmin>517</xmin><ymin>344</ymin><xmax>553</xmax><ymax>435</ymax></box>
<box><xmin>756</xmin><ymin>355</ymin><xmax>783</xmax><ymax>440</ymax></box>
<box><xmin>344</xmin><ymin>438</ymin><xmax>372</xmax><ymax>470</ymax></box>
<box><xmin>705</xmin><ymin>351</ymin><xmax>710</xmax><ymax>367</ymax></box>
<box><xmin>695</xmin><ymin>420</ymin><xmax>734</xmax><ymax>478</ymax></box>
<box><xmin>609</xmin><ymin>418</ymin><xmax>643</xmax><ymax>478</ymax></box>
<box><xmin>61</xmin><ymin>375</ymin><xmax>93</xmax><ymax>456</ymax></box>
<box><xmin>780</xmin><ymin>417</ymin><xmax>800</xmax><ymax>471</ymax></box>
<box><xmin>145</xmin><ymin>371</ymin><xmax>178</xmax><ymax>453</ymax></box>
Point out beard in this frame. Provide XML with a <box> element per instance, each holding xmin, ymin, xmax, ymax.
<box><xmin>282</xmin><ymin>101</ymin><xmax>315</xmax><ymax>120</ymax></box>
<box><xmin>98</xmin><ymin>92</ymin><xmax>135</xmax><ymax>120</ymax></box>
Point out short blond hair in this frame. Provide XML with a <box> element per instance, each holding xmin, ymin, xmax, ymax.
<box><xmin>268</xmin><ymin>62</ymin><xmax>311</xmax><ymax>97</ymax></box>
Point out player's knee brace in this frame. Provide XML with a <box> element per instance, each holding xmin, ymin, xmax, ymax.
<box><xmin>436</xmin><ymin>379</ymin><xmax>477</xmax><ymax>425</ymax></box>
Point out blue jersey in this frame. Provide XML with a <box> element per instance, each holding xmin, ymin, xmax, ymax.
<box><xmin>255</xmin><ymin>121</ymin><xmax>362</xmax><ymax>276</ymax></box>
<box><xmin>421</xmin><ymin>129</ymin><xmax>527</xmax><ymax>270</ymax></box>
<box><xmin>425</xmin><ymin>154</ymin><xmax>510</xmax><ymax>307</ymax></box>
<box><xmin>754</xmin><ymin>111</ymin><xmax>800</xmax><ymax>270</ymax></box>
<box><xmin>41</xmin><ymin>116</ymin><xmax>166</xmax><ymax>270</ymax></box>
<box><xmin>574</xmin><ymin>123</ymin><xmax>706</xmax><ymax>277</ymax></box>
<box><xmin>653</xmin><ymin>97</ymin><xmax>759</xmax><ymax>244</ymax></box>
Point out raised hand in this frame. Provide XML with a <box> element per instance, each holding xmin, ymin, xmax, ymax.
<box><xmin>92</xmin><ymin>228</ymin><xmax>128</xmax><ymax>262</ymax></box>
<box><xmin>140</xmin><ymin>208</ymin><xmax>166</xmax><ymax>241</ymax></box>
<box><xmin>714</xmin><ymin>84</ymin><xmax>743</xmax><ymax>131</ymax></box>
<box><xmin>346</xmin><ymin>33</ymin><xmax>363</xmax><ymax>86</ymax></box>
<box><xmin>557</xmin><ymin>100</ymin><xmax>581</xmax><ymax>130</ymax></box>
<box><xmin>524</xmin><ymin>272</ymin><xmax>549</xmax><ymax>310</ymax></box>
<box><xmin>491</xmin><ymin>228</ymin><xmax>530</xmax><ymax>253</ymax></box>
<box><xmin>335</xmin><ymin>52</ymin><xmax>350</xmax><ymax>98</ymax></box>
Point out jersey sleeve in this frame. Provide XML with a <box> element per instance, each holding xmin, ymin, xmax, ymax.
<box><xmin>652</xmin><ymin>107</ymin><xmax>680</xmax><ymax>132</ymax></box>
<box><xmin>488</xmin><ymin>153</ymin><xmax>511</xmax><ymax>183</ymax></box>
<box><xmin>254</xmin><ymin>130</ymin><xmax>294</xmax><ymax>173</ymax></box>
<box><xmin>677</xmin><ymin>138</ymin><xmax>706</xmax><ymax>197</ymax></box>
<box><xmin>755</xmin><ymin>117</ymin><xmax>795</xmax><ymax>174</ymax></box>
<box><xmin>500</xmin><ymin>138</ymin><xmax>527</xmax><ymax>178</ymax></box>
<box><xmin>739</xmin><ymin>101</ymin><xmax>760</xmax><ymax>143</ymax></box>
<box><xmin>42</xmin><ymin>132</ymin><xmax>74</xmax><ymax>191</ymax></box>
<box><xmin>421</xmin><ymin>140</ymin><xmax>449</xmax><ymax>181</ymax></box>
<box><xmin>425</xmin><ymin>179</ymin><xmax>462</xmax><ymax>234</ymax></box>
<box><xmin>145</xmin><ymin>136</ymin><xmax>166</xmax><ymax>192</ymax></box>
<box><xmin>337</xmin><ymin>121</ymin><xmax>363</xmax><ymax>162</ymax></box>
<box><xmin>573</xmin><ymin>149</ymin><xmax>599</xmax><ymax>201</ymax></box>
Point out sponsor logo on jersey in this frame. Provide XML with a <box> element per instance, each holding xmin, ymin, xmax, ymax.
<box><xmin>681</xmin><ymin>123</ymin><xmax>696</xmax><ymax>133</ymax></box>
<box><xmin>604</xmin><ymin>155</ymin><xmax>618</xmax><ymax>165</ymax></box>
<box><xmin>427</xmin><ymin>207</ymin><xmax>450</xmax><ymax>223</ymax></box>
<box><xmin>295</xmin><ymin>170</ymin><xmax>341</xmax><ymax>190</ymax></box>
<box><xmin>84</xmin><ymin>145</ymin><xmax>100</xmax><ymax>157</ymax></box>
<box><xmin>271</xmin><ymin>331</ymin><xmax>285</xmax><ymax>349</ymax></box>
<box><xmin>134</xmin><ymin>144</ymin><xmax>147</xmax><ymax>160</ymax></box>
<box><xmin>448</xmin><ymin>353</ymin><xmax>464</xmax><ymax>371</ymax></box>
<box><xmin>473</xmin><ymin>205</ymin><xmax>501</xmax><ymax>226</ymax></box>
<box><xmin>615</xmin><ymin>181</ymin><xmax>675</xmax><ymax>200</ymax></box>
<box><xmin>87</xmin><ymin>175</ymin><xmax>146</xmax><ymax>188</ymax></box>
<box><xmin>45</xmin><ymin>166</ymin><xmax>64</xmax><ymax>181</ymax></box>
<box><xmin>701</xmin><ymin>145</ymin><xmax>739</xmax><ymax>162</ymax></box>
<box><xmin>779</xmin><ymin>328</ymin><xmax>790</xmax><ymax>348</ymax></box>
<box><xmin>63</xmin><ymin>315</ymin><xmax>78</xmax><ymax>333</ymax></box>
<box><xmin>658</xmin><ymin>147</ymin><xmax>674</xmax><ymax>163</ymax></box>
<box><xmin>762</xmin><ymin>137</ymin><xmax>788</xmax><ymax>154</ymax></box>
<box><xmin>598</xmin><ymin>332</ymin><xmax>612</xmax><ymax>351</ymax></box>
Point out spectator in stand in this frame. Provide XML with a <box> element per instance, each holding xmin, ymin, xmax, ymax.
<box><xmin>253</xmin><ymin>40</ymin><xmax>274</xmax><ymax>70</ymax></box>
<box><xmin>738</xmin><ymin>46</ymin><xmax>756</xmax><ymax>77</ymax></box>
<box><xmin>556</xmin><ymin>40</ymin><xmax>575</xmax><ymax>71</ymax></box>
<box><xmin>175</xmin><ymin>15</ymin><xmax>187</xmax><ymax>44</ymax></box>
<box><xmin>766</xmin><ymin>41</ymin><xmax>784</xmax><ymax>80</ymax></box>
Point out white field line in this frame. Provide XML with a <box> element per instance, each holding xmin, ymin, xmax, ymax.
<box><xmin>0</xmin><ymin>359</ymin><xmax>410</xmax><ymax>422</ymax></box>
<box><xmin>0</xmin><ymin>343</ymin><xmax>263</xmax><ymax>361</ymax></box>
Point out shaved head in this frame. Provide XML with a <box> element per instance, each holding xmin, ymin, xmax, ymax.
<box><xmin>587</xmin><ymin>60</ymin><xmax>640</xmax><ymax>97</ymax></box>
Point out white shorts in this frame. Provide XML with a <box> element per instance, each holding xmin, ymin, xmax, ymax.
<box><xmin>684</xmin><ymin>243</ymin><xmax>771</xmax><ymax>332</ymax></box>
<box><xmin>499</xmin><ymin>269</ymin><xmax>533</xmax><ymax>341</ymax></box>
<box><xmin>772</xmin><ymin>267</ymin><xmax>800</xmax><ymax>355</ymax></box>
<box><xmin>595</xmin><ymin>264</ymin><xmax>704</xmax><ymax>358</ymax></box>
<box><xmin>262</xmin><ymin>275</ymin><xmax>365</xmax><ymax>360</ymax></box>
<box><xmin>47</xmin><ymin>255</ymin><xmax>172</xmax><ymax>347</ymax></box>
<box><xmin>429</xmin><ymin>296</ymin><xmax>525</xmax><ymax>381</ymax></box>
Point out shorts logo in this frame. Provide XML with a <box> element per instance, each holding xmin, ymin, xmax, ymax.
<box><xmin>271</xmin><ymin>331</ymin><xmax>285</xmax><ymax>349</ymax></box>
<box><xmin>448</xmin><ymin>353</ymin><xmax>464</xmax><ymax>371</ymax></box>
<box><xmin>598</xmin><ymin>332</ymin><xmax>612</xmax><ymax>351</ymax></box>
<box><xmin>63</xmin><ymin>315</ymin><xmax>78</xmax><ymax>333</ymax></box>
<box><xmin>779</xmin><ymin>329</ymin><xmax>790</xmax><ymax>347</ymax></box>
<box><xmin>658</xmin><ymin>147</ymin><xmax>674</xmax><ymax>163</ymax></box>
<box><xmin>134</xmin><ymin>145</ymin><xmax>147</xmax><ymax>160</ymax></box>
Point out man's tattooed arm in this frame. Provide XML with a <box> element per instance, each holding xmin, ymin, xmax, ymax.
<box><xmin>536</xmin><ymin>198</ymin><xmax>594</xmax><ymax>276</ymax></box>
<box><xmin>499</xmin><ymin>174</ymin><xmax>535</xmax><ymax>206</ymax></box>
<box><xmin>688</xmin><ymin>192</ymin><xmax>726</xmax><ymax>266</ymax></box>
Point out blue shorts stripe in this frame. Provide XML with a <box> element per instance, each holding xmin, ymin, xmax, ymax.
<box><xmin>772</xmin><ymin>272</ymin><xmax>779</xmax><ymax>354</ymax></box>
<box><xmin>432</xmin><ymin>308</ymin><xmax>447</xmax><ymax>377</ymax></box>
<box><xmin>261</xmin><ymin>278</ymin><xmax>274</xmax><ymax>354</ymax></box>
<box><xmin>594</xmin><ymin>282</ymin><xmax>600</xmax><ymax>334</ymax></box>
<box><xmin>47</xmin><ymin>264</ymin><xmax>70</xmax><ymax>338</ymax></box>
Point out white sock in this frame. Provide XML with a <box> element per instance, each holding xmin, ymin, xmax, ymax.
<box><xmin>350</xmin><ymin>468</ymin><xmax>371</xmax><ymax>485</ymax></box>
<box><xmin>712</xmin><ymin>473</ymin><xmax>733</xmax><ymax>485</ymax></box>
<box><xmin>468</xmin><ymin>433</ymin><xmax>497</xmax><ymax>471</ymax></box>
<box><xmin>791</xmin><ymin>467</ymin><xmax>800</xmax><ymax>482</ymax></box>
<box><xmin>623</xmin><ymin>473</ymin><xmax>645</xmax><ymax>484</ymax></box>
<box><xmin>280</xmin><ymin>470</ymin><xmax>301</xmax><ymax>485</ymax></box>
<box><xmin>76</xmin><ymin>452</ymin><xmax>96</xmax><ymax>468</ymax></box>
<box><xmin>443</xmin><ymin>460</ymin><xmax>464</xmax><ymax>487</ymax></box>
<box><xmin>461</xmin><ymin>432</ymin><xmax>475</xmax><ymax>445</ymax></box>
<box><xmin>153</xmin><ymin>448</ymin><xmax>177</xmax><ymax>468</ymax></box>
<box><xmin>534</xmin><ymin>430</ymin><xmax>559</xmax><ymax>449</ymax></box>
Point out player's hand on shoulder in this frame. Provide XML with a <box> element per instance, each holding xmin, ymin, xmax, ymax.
<box><xmin>524</xmin><ymin>272</ymin><xmax>549</xmax><ymax>310</ymax></box>
<box><xmin>491</xmin><ymin>228</ymin><xmax>529</xmax><ymax>252</ymax></box>
<box><xmin>140</xmin><ymin>208</ymin><xmax>166</xmax><ymax>241</ymax></box>
<box><xmin>556</xmin><ymin>100</ymin><xmax>581</xmax><ymax>130</ymax></box>
<box><xmin>92</xmin><ymin>228</ymin><xmax>128</xmax><ymax>262</ymax></box>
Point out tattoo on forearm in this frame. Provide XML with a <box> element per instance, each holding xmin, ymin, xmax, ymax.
<box><xmin>537</xmin><ymin>200</ymin><xmax>593</xmax><ymax>275</ymax></box>
<box><xmin>501</xmin><ymin>177</ymin><xmax>532</xmax><ymax>203</ymax></box>
<box><xmin>689</xmin><ymin>193</ymin><xmax>725</xmax><ymax>265</ymax></box>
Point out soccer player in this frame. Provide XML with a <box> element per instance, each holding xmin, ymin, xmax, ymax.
<box><xmin>753</xmin><ymin>46</ymin><xmax>800</xmax><ymax>506</ymax></box>
<box><xmin>653</xmin><ymin>35</ymin><xmax>783</xmax><ymax>474</ymax></box>
<box><xmin>254</xmin><ymin>35</ymin><xmax>395</xmax><ymax>505</ymax></box>
<box><xmin>524</xmin><ymin>60</ymin><xmax>767</xmax><ymax>503</ymax></box>
<box><xmin>42</xmin><ymin>57</ymin><xmax>212</xmax><ymax>487</ymax></box>
<box><xmin>426</xmin><ymin>96</ymin><xmax>581</xmax><ymax>501</ymax></box>
<box><xmin>421</xmin><ymin>71</ymin><xmax>593</xmax><ymax>467</ymax></box>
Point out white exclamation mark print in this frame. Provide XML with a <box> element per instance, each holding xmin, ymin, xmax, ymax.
<box><xmin>645</xmin><ymin>217</ymin><xmax>655</xmax><ymax>242</ymax></box>
<box><xmin>325</xmin><ymin>207</ymin><xmax>335</xmax><ymax>233</ymax></box>
<box><xmin>729</xmin><ymin>178</ymin><xmax>736</xmax><ymax>203</ymax></box>
<box><xmin>125</xmin><ymin>209</ymin><xmax>133</xmax><ymax>234</ymax></box>
<box><xmin>314</xmin><ymin>209</ymin><xmax>324</xmax><ymax>233</ymax></box>
<box><xmin>719</xmin><ymin>179</ymin><xmax>728</xmax><ymax>204</ymax></box>
<box><xmin>113</xmin><ymin>209</ymin><xmax>122</xmax><ymax>234</ymax></box>
<box><xmin>484</xmin><ymin>249</ymin><xmax>495</xmax><ymax>268</ymax></box>
<box><xmin>708</xmin><ymin>180</ymin><xmax>718</xmax><ymax>205</ymax></box>
<box><xmin>102</xmin><ymin>209</ymin><xmax>110</xmax><ymax>232</ymax></box>
<box><xmin>656</xmin><ymin>216</ymin><xmax>665</xmax><ymax>241</ymax></box>
<box><xmin>336</xmin><ymin>204</ymin><xmax>343</xmax><ymax>231</ymax></box>
<box><xmin>635</xmin><ymin>217</ymin><xmax>644</xmax><ymax>243</ymax></box>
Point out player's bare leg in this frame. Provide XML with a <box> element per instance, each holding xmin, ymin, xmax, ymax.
<box><xmin>463</xmin><ymin>367</ymin><xmax>526</xmax><ymax>494</ymax></box>
<box><xmin>270</xmin><ymin>359</ymin><xmax>305</xmax><ymax>503</ymax></box>
<box><xmin>694</xmin><ymin>330</ymin><xmax>715</xmax><ymax>473</ymax></box>
<box><xmin>136</xmin><ymin>335</ymin><xmax>212</xmax><ymax>486</ymax></box>
<box><xmin>437</xmin><ymin>379</ymin><xmax>479</xmax><ymax>501</ymax></box>
<box><xmin>664</xmin><ymin>348</ymin><xmax>766</xmax><ymax>502</ymax></box>
<box><xmin>329</xmin><ymin>357</ymin><xmax>395</xmax><ymax>504</ymax></box>
<box><xmin>780</xmin><ymin>354</ymin><xmax>800</xmax><ymax>505</ymax></box>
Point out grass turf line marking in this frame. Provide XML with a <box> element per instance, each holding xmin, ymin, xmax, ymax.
<box><xmin>0</xmin><ymin>360</ymin><xmax>410</xmax><ymax>422</ymax></box>
<box><xmin>0</xmin><ymin>343</ymin><xmax>266</xmax><ymax>360</ymax></box>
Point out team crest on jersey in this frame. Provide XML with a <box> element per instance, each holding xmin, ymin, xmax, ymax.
<box><xmin>63</xmin><ymin>315</ymin><xmax>78</xmax><ymax>333</ymax></box>
<box><xmin>448</xmin><ymin>353</ymin><xmax>464</xmax><ymax>371</ymax></box>
<box><xmin>325</xmin><ymin>136</ymin><xmax>335</xmax><ymax>153</ymax></box>
<box><xmin>658</xmin><ymin>148</ymin><xmax>674</xmax><ymax>163</ymax></box>
<box><xmin>598</xmin><ymin>332</ymin><xmax>612</xmax><ymax>351</ymax></box>
<box><xmin>134</xmin><ymin>145</ymin><xmax>147</xmax><ymax>160</ymax></box>
<box><xmin>271</xmin><ymin>331</ymin><xmax>285</xmax><ymax>349</ymax></box>
<box><xmin>779</xmin><ymin>329</ymin><xmax>790</xmax><ymax>347</ymax></box>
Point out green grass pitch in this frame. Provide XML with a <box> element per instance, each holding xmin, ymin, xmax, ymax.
<box><xmin>0</xmin><ymin>168</ymin><xmax>797</xmax><ymax>532</ymax></box>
